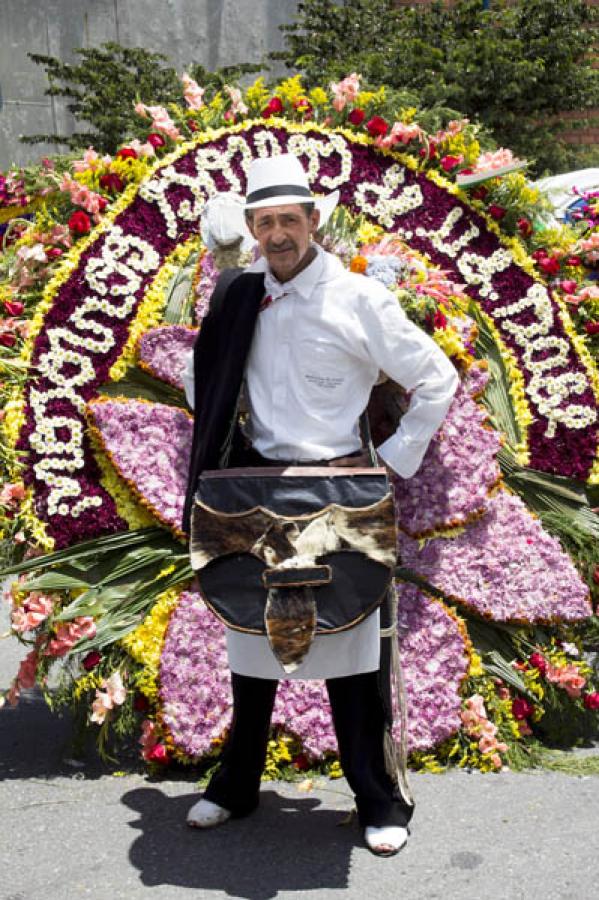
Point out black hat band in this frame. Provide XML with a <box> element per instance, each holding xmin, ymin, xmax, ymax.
<box><xmin>246</xmin><ymin>184</ymin><xmax>312</xmax><ymax>204</ymax></box>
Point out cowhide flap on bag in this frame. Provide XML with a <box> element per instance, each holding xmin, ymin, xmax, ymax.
<box><xmin>189</xmin><ymin>468</ymin><xmax>397</xmax><ymax>666</ymax></box>
<box><xmin>190</xmin><ymin>495</ymin><xmax>397</xmax><ymax>571</ymax></box>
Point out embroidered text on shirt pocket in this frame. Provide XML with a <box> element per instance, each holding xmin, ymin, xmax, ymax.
<box><xmin>299</xmin><ymin>339</ymin><xmax>348</xmax><ymax>407</ymax></box>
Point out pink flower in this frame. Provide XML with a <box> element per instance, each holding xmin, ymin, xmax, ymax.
<box><xmin>10</xmin><ymin>592</ymin><xmax>55</xmax><ymax>633</ymax></box>
<box><xmin>7</xmin><ymin>649</ymin><xmax>39</xmax><ymax>706</ymax></box>
<box><xmin>440</xmin><ymin>154</ymin><xmax>463</xmax><ymax>172</ymax></box>
<box><xmin>146</xmin><ymin>743</ymin><xmax>169</xmax><ymax>764</ymax></box>
<box><xmin>0</xmin><ymin>481</ymin><xmax>26</xmax><ymax>505</ymax></box>
<box><xmin>181</xmin><ymin>73</ymin><xmax>205</xmax><ymax>110</ymax></box>
<box><xmin>72</xmin><ymin>147</ymin><xmax>111</xmax><ymax>173</ymax></box>
<box><xmin>45</xmin><ymin>616</ymin><xmax>96</xmax><ymax>657</ymax></box>
<box><xmin>125</xmin><ymin>138</ymin><xmax>156</xmax><ymax>158</ymax></box>
<box><xmin>90</xmin><ymin>671</ymin><xmax>127</xmax><ymax>724</ymax></box>
<box><xmin>224</xmin><ymin>85</ymin><xmax>248</xmax><ymax>117</ymax></box>
<box><xmin>471</xmin><ymin>148</ymin><xmax>523</xmax><ymax>174</ymax></box>
<box><xmin>330</xmin><ymin>72</ymin><xmax>361</xmax><ymax>111</ymax></box>
<box><xmin>376</xmin><ymin>121</ymin><xmax>424</xmax><ymax>149</ymax></box>
<box><xmin>139</xmin><ymin>718</ymin><xmax>167</xmax><ymax>761</ymax></box>
<box><xmin>464</xmin><ymin>694</ymin><xmax>486</xmax><ymax>718</ymax></box>
<box><xmin>134</xmin><ymin>103</ymin><xmax>181</xmax><ymax>141</ymax></box>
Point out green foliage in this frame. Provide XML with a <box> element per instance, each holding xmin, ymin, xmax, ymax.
<box><xmin>276</xmin><ymin>0</ymin><xmax>599</xmax><ymax>175</ymax></box>
<box><xmin>21</xmin><ymin>42</ymin><xmax>260</xmax><ymax>154</ymax></box>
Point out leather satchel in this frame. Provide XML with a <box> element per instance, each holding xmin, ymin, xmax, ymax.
<box><xmin>190</xmin><ymin>466</ymin><xmax>397</xmax><ymax>673</ymax></box>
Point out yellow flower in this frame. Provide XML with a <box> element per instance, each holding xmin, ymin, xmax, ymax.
<box><xmin>109</xmin><ymin>156</ymin><xmax>150</xmax><ymax>185</ymax></box>
<box><xmin>356</xmin><ymin>91</ymin><xmax>376</xmax><ymax>108</ymax></box>
<box><xmin>398</xmin><ymin>106</ymin><xmax>417</xmax><ymax>124</ymax></box>
<box><xmin>309</xmin><ymin>87</ymin><xmax>328</xmax><ymax>107</ymax></box>
<box><xmin>275</xmin><ymin>75</ymin><xmax>304</xmax><ymax>105</ymax></box>
<box><xmin>356</xmin><ymin>220</ymin><xmax>383</xmax><ymax>245</ymax></box>
<box><xmin>121</xmin><ymin>586</ymin><xmax>182</xmax><ymax>700</ymax></box>
<box><xmin>245</xmin><ymin>77</ymin><xmax>270</xmax><ymax>111</ymax></box>
<box><xmin>328</xmin><ymin>760</ymin><xmax>344</xmax><ymax>779</ymax></box>
<box><xmin>468</xmin><ymin>651</ymin><xmax>484</xmax><ymax>678</ymax></box>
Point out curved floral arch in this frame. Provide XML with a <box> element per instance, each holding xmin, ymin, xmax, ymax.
<box><xmin>11</xmin><ymin>118</ymin><xmax>598</xmax><ymax>551</ymax></box>
<box><xmin>4</xmin><ymin>117</ymin><xmax>596</xmax><ymax>767</ymax></box>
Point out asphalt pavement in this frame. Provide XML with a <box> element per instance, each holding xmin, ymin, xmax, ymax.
<box><xmin>1</xmin><ymin>601</ymin><xmax>598</xmax><ymax>900</ymax></box>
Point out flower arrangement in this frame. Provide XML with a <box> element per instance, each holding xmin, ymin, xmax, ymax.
<box><xmin>1</xmin><ymin>72</ymin><xmax>598</xmax><ymax>775</ymax></box>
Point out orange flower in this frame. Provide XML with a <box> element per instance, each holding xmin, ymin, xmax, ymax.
<box><xmin>350</xmin><ymin>255</ymin><xmax>368</xmax><ymax>274</ymax></box>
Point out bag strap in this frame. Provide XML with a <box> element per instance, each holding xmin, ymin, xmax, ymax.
<box><xmin>359</xmin><ymin>411</ymin><xmax>379</xmax><ymax>468</ymax></box>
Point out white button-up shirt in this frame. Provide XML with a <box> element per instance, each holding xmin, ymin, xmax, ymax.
<box><xmin>182</xmin><ymin>244</ymin><xmax>458</xmax><ymax>679</ymax></box>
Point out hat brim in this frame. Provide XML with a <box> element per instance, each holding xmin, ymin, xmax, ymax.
<box><xmin>245</xmin><ymin>190</ymin><xmax>340</xmax><ymax>228</ymax></box>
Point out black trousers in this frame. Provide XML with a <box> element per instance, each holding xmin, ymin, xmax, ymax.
<box><xmin>204</xmin><ymin>670</ymin><xmax>414</xmax><ymax>828</ymax></box>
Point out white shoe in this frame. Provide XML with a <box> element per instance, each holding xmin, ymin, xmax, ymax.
<box><xmin>187</xmin><ymin>798</ymin><xmax>231</xmax><ymax>829</ymax></box>
<box><xmin>364</xmin><ymin>824</ymin><xmax>408</xmax><ymax>857</ymax></box>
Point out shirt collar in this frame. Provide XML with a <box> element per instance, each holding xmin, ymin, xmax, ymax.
<box><xmin>248</xmin><ymin>243</ymin><xmax>326</xmax><ymax>302</ymax></box>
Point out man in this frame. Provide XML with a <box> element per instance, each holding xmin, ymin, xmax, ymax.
<box><xmin>181</xmin><ymin>154</ymin><xmax>458</xmax><ymax>856</ymax></box>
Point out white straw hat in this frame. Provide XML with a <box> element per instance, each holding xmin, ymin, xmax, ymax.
<box><xmin>244</xmin><ymin>154</ymin><xmax>339</xmax><ymax>226</ymax></box>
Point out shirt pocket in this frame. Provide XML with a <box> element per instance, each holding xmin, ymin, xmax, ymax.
<box><xmin>296</xmin><ymin>338</ymin><xmax>349</xmax><ymax>411</ymax></box>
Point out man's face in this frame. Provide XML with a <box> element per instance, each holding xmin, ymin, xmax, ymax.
<box><xmin>247</xmin><ymin>203</ymin><xmax>320</xmax><ymax>282</ymax></box>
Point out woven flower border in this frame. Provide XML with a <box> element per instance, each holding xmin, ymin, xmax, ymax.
<box><xmin>9</xmin><ymin>119</ymin><xmax>599</xmax><ymax>551</ymax></box>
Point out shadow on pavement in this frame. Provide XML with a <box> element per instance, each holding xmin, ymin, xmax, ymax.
<box><xmin>0</xmin><ymin>689</ymin><xmax>133</xmax><ymax>780</ymax></box>
<box><xmin>123</xmin><ymin>786</ymin><xmax>357</xmax><ymax>899</ymax></box>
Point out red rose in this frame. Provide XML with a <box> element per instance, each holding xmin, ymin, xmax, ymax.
<box><xmin>188</xmin><ymin>120</ymin><xmax>198</xmax><ymax>132</ymax></box>
<box><xmin>517</xmin><ymin>217</ymin><xmax>533</xmax><ymax>237</ymax></box>
<box><xmin>116</xmin><ymin>147</ymin><xmax>138</xmax><ymax>160</ymax></box>
<box><xmin>585</xmin><ymin>321</ymin><xmax>599</xmax><ymax>335</ymax></box>
<box><xmin>262</xmin><ymin>97</ymin><xmax>284</xmax><ymax>118</ymax></box>
<box><xmin>366</xmin><ymin>116</ymin><xmax>389</xmax><ymax>138</ymax></box>
<box><xmin>433</xmin><ymin>309</ymin><xmax>448</xmax><ymax>329</ymax></box>
<box><xmin>566</xmin><ymin>255</ymin><xmax>582</xmax><ymax>267</ymax></box>
<box><xmin>292</xmin><ymin>753</ymin><xmax>310</xmax><ymax>771</ymax></box>
<box><xmin>440</xmin><ymin>155</ymin><xmax>461</xmax><ymax>172</ymax></box>
<box><xmin>531</xmin><ymin>248</ymin><xmax>548</xmax><ymax>261</ymax></box>
<box><xmin>146</xmin><ymin>743</ymin><xmax>169</xmax><ymax>764</ymax></box>
<box><xmin>45</xmin><ymin>247</ymin><xmax>63</xmax><ymax>259</ymax></box>
<box><xmin>0</xmin><ymin>332</ymin><xmax>16</xmax><ymax>348</ymax></box>
<box><xmin>133</xmin><ymin>693</ymin><xmax>150</xmax><ymax>712</ymax></box>
<box><xmin>3</xmin><ymin>300</ymin><xmax>24</xmax><ymax>316</ymax></box>
<box><xmin>592</xmin><ymin>565</ymin><xmax>599</xmax><ymax>585</ymax></box>
<box><xmin>97</xmin><ymin>197</ymin><xmax>109</xmax><ymax>212</ymax></box>
<box><xmin>538</xmin><ymin>255</ymin><xmax>561</xmax><ymax>276</ymax></box>
<box><xmin>511</xmin><ymin>697</ymin><xmax>535</xmax><ymax>720</ymax></box>
<box><xmin>488</xmin><ymin>204</ymin><xmax>506</xmax><ymax>220</ymax></box>
<box><xmin>528</xmin><ymin>652</ymin><xmax>548</xmax><ymax>675</ymax></box>
<box><xmin>82</xmin><ymin>650</ymin><xmax>101</xmax><ymax>670</ymax></box>
<box><xmin>348</xmin><ymin>108</ymin><xmax>365</xmax><ymax>126</ymax></box>
<box><xmin>293</xmin><ymin>97</ymin><xmax>313</xmax><ymax>117</ymax></box>
<box><xmin>583</xmin><ymin>692</ymin><xmax>599</xmax><ymax>710</ymax></box>
<box><xmin>470</xmin><ymin>185</ymin><xmax>488</xmax><ymax>200</ymax></box>
<box><xmin>147</xmin><ymin>133</ymin><xmax>166</xmax><ymax>149</ymax></box>
<box><xmin>99</xmin><ymin>173</ymin><xmax>125</xmax><ymax>193</ymax></box>
<box><xmin>68</xmin><ymin>210</ymin><xmax>91</xmax><ymax>235</ymax></box>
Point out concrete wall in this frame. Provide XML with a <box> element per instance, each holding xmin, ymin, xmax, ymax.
<box><xmin>0</xmin><ymin>0</ymin><xmax>299</xmax><ymax>169</ymax></box>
